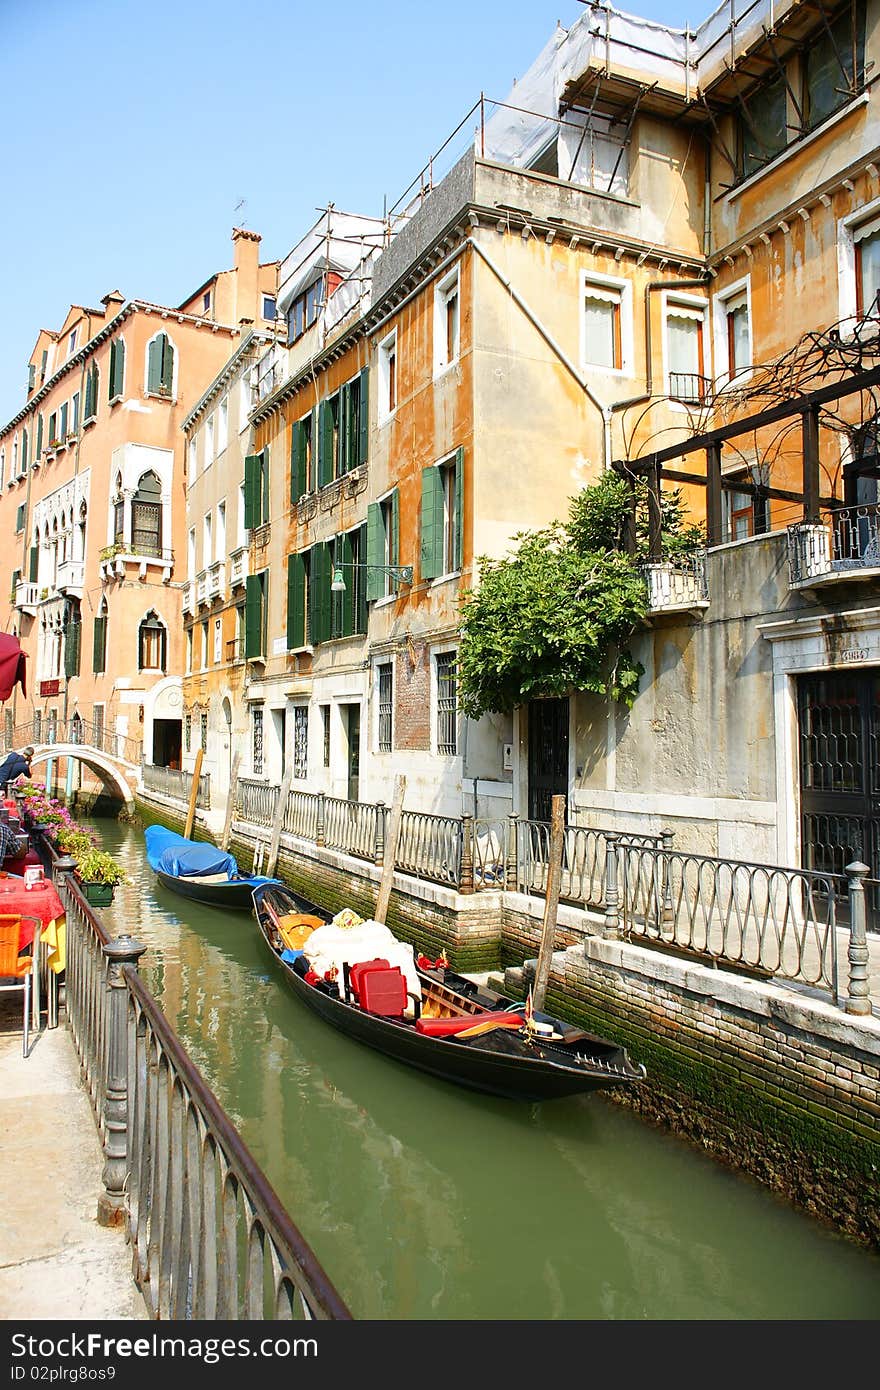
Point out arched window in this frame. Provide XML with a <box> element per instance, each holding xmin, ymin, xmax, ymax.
<box><xmin>63</xmin><ymin>599</ymin><xmax>81</xmax><ymax>678</ymax></box>
<box><xmin>132</xmin><ymin>470</ymin><xmax>162</xmax><ymax>555</ymax></box>
<box><xmin>147</xmin><ymin>333</ymin><xmax>174</xmax><ymax>397</ymax></box>
<box><xmin>138</xmin><ymin>610</ymin><xmax>166</xmax><ymax>672</ymax></box>
<box><xmin>76</xmin><ymin>501</ymin><xmax>87</xmax><ymax>562</ymax></box>
<box><xmin>112</xmin><ymin>472</ymin><xmax>124</xmax><ymax>543</ymax></box>
<box><xmin>93</xmin><ymin>597</ymin><xmax>108</xmax><ymax>674</ymax></box>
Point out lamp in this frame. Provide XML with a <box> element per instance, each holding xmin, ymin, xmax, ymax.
<box><xmin>330</xmin><ymin>563</ymin><xmax>413</xmax><ymax>593</ymax></box>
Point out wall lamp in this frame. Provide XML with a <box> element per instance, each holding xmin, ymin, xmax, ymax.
<box><xmin>330</xmin><ymin>562</ymin><xmax>413</xmax><ymax>592</ymax></box>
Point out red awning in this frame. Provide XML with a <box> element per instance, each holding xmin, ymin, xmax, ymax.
<box><xmin>0</xmin><ymin>633</ymin><xmax>27</xmax><ymax>701</ymax></box>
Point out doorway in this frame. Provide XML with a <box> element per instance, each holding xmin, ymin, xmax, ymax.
<box><xmin>153</xmin><ymin>718</ymin><xmax>182</xmax><ymax>770</ymax></box>
<box><xmin>343</xmin><ymin>704</ymin><xmax>361</xmax><ymax>802</ymax></box>
<box><xmin>527</xmin><ymin>697</ymin><xmax>569</xmax><ymax>822</ymax></box>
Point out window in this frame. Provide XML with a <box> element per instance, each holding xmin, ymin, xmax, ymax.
<box><xmin>205</xmin><ymin>414</ymin><xmax>215</xmax><ymax>464</ymax></box>
<box><xmin>63</xmin><ymin>601</ymin><xmax>81</xmax><ymax>678</ymax></box>
<box><xmin>321</xmin><ymin>704</ymin><xmax>331</xmax><ymax>767</ymax></box>
<box><xmin>28</xmin><ymin>363</ymin><xmax>35</xmax><ymax>393</ymax></box>
<box><xmin>725</xmin><ymin>473</ymin><xmax>769</xmax><ymax>541</ymax></box>
<box><xmin>35</xmin><ymin>414</ymin><xmax>43</xmax><ymax>461</ymax></box>
<box><xmin>286</xmin><ymin>276</ymin><xmax>328</xmax><ymax>344</ymax></box>
<box><xmin>15</xmin><ymin>504</ymin><xmax>25</xmax><ymax>533</ymax></box>
<box><xmin>67</xmin><ymin>329</ymin><xmax>77</xmax><ymax>358</ymax></box>
<box><xmin>436</xmin><ymin>652</ymin><xmax>458</xmax><ymax>755</ymax></box>
<box><xmin>313</xmin><ymin>371</ymin><xmax>369</xmax><ymax>490</ymax></box>
<box><xmin>738</xmin><ymin>75</ymin><xmax>787</xmax><ymax>179</ymax></box>
<box><xmin>330</xmin><ymin>525</ymin><xmax>368</xmax><ymax>638</ymax></box>
<box><xmin>420</xmin><ymin>449</ymin><xmax>463</xmax><ymax>580</ymax></box>
<box><xmin>378</xmin><ymin>331</ymin><xmax>397</xmax><ymax>418</ymax></box>
<box><xmin>290</xmin><ymin>409</ymin><xmax>316</xmax><ymax>501</ymax></box>
<box><xmin>217</xmin><ymin>398</ymin><xmax>228</xmax><ymax>455</ymax></box>
<box><xmin>725</xmin><ymin>292</ymin><xmax>750</xmax><ymax>377</ymax></box>
<box><xmin>252</xmin><ymin>706</ymin><xmax>264</xmax><ymax>775</ymax></box>
<box><xmin>108</xmin><ymin>339</ymin><xmax>125</xmax><ymax>401</ymax></box>
<box><xmin>47</xmin><ymin>412</ymin><xmax>57</xmax><ymax>447</ymax></box>
<box><xmin>185</xmin><ymin>714</ymin><xmax>192</xmax><ymax>753</ymax></box>
<box><xmin>186</xmin><ymin>627</ymin><xmax>193</xmax><ymax>674</ymax></box>
<box><xmin>146</xmin><ymin>332</ymin><xmax>174</xmax><ymax>397</ymax></box>
<box><xmin>201</xmin><ymin>619</ymin><xmax>209</xmax><ymax>669</ymax></box>
<box><xmin>131</xmin><ymin>470</ymin><xmax>162</xmax><ymax>555</ymax></box>
<box><xmin>243</xmin><ymin>450</ymin><xmax>269</xmax><ymax>529</ymax></box>
<box><xmin>20</xmin><ymin>427</ymin><xmax>28</xmax><ymax>474</ymax></box>
<box><xmin>307</xmin><ymin>542</ymin><xmax>331</xmax><ymax>646</ymax></box>
<box><xmin>203</xmin><ymin>512</ymin><xmax>213</xmax><ymax>567</ymax></box>
<box><xmin>434</xmin><ymin>270</ymin><xmax>460</xmax><ymax>374</ymax></box>
<box><xmin>286</xmin><ymin>550</ymin><xmax>309</xmax><ymax>650</ymax></box>
<box><xmin>293</xmin><ymin>706</ymin><xmax>308</xmax><ymax>779</ymax></box>
<box><xmin>366</xmin><ymin>489</ymin><xmax>400</xmax><ymax>599</ymax></box>
<box><xmin>805</xmin><ymin>0</ymin><xmax>865</xmax><ymax>129</ymax></box>
<box><xmin>665</xmin><ymin>298</ymin><xmax>707</xmax><ymax>401</ymax></box>
<box><xmin>58</xmin><ymin>401</ymin><xmax>68</xmax><ymax>440</ymax></box>
<box><xmin>92</xmin><ymin>601</ymin><xmax>108</xmax><ymax>674</ymax></box>
<box><xmin>377</xmin><ymin>662</ymin><xmax>393</xmax><ymax>752</ymax></box>
<box><xmin>84</xmin><ymin>363</ymin><xmax>99</xmax><ymax>422</ymax></box>
<box><xmin>262</xmin><ymin>295</ymin><xmax>276</xmax><ymax>321</ymax></box>
<box><xmin>855</xmin><ymin>218</ymin><xmax>880</xmax><ymax>317</ymax></box>
<box><xmin>71</xmin><ymin>392</ymin><xmax>80</xmax><ymax>434</ymax></box>
<box><xmin>244</xmin><ymin>570</ymin><xmax>268</xmax><ymax>658</ymax></box>
<box><xmin>138</xmin><ymin>611</ymin><xmax>167</xmax><ymax>671</ymax></box>
<box><xmin>213</xmin><ymin>618</ymin><xmax>222</xmax><ymax>665</ymax></box>
<box><xmin>203</xmin><ymin>291</ymin><xmax>211</xmax><ymax>314</ymax></box>
<box><xmin>0</xmin><ymin>449</ymin><xmax>5</xmax><ymax>489</ymax></box>
<box><xmin>582</xmin><ymin>275</ymin><xmax>631</xmax><ymax>372</ymax></box>
<box><xmin>217</xmin><ymin>501</ymin><xmax>226</xmax><ymax>558</ymax></box>
<box><xmin>200</xmin><ymin>713</ymin><xmax>208</xmax><ymax>752</ymax></box>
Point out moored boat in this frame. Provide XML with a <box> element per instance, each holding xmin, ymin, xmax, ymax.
<box><xmin>251</xmin><ymin>880</ymin><xmax>646</xmax><ymax>1102</ymax></box>
<box><xmin>145</xmin><ymin>825</ymin><xmax>281</xmax><ymax>909</ymax></box>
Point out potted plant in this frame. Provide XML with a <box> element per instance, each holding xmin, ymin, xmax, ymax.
<box><xmin>74</xmin><ymin>847</ymin><xmax>127</xmax><ymax>906</ymax></box>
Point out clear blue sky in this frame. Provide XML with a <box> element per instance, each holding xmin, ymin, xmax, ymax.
<box><xmin>0</xmin><ymin>0</ymin><xmax>709</xmax><ymax>426</ymax></box>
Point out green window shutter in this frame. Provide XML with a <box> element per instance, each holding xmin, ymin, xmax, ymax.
<box><xmin>15</xmin><ymin>504</ymin><xmax>25</xmax><ymax>532</ymax></box>
<box><xmin>261</xmin><ymin>448</ymin><xmax>270</xmax><ymax>522</ymax></box>
<box><xmin>391</xmin><ymin>487</ymin><xmax>400</xmax><ymax>573</ymax></box>
<box><xmin>244</xmin><ymin>573</ymin><xmax>263</xmax><ymax>657</ymax></box>
<box><xmin>287</xmin><ymin>552</ymin><xmax>306</xmax><ymax>649</ymax></box>
<box><xmin>64</xmin><ymin>623</ymin><xmax>81</xmax><ymax>678</ymax></box>
<box><xmin>108</xmin><ymin>343</ymin><xmax>116</xmax><ymax>399</ymax></box>
<box><xmin>453</xmin><ymin>446</ymin><xmax>464</xmax><ymax>571</ymax></box>
<box><xmin>243</xmin><ymin>454</ymin><xmax>260</xmax><ymax>529</ymax></box>
<box><xmin>339</xmin><ymin>383</ymin><xmax>351</xmax><ymax>474</ymax></box>
<box><xmin>354</xmin><ymin>522</ymin><xmax>368</xmax><ymax>634</ymax></box>
<box><xmin>420</xmin><ymin>466</ymin><xmax>444</xmax><ymax>580</ymax></box>
<box><xmin>28</xmin><ymin>364</ymin><xmax>35</xmax><ymax>392</ymax></box>
<box><xmin>340</xmin><ymin>531</ymin><xmax>354</xmax><ymax>637</ymax></box>
<box><xmin>93</xmin><ymin>616</ymin><xmax>106</xmax><ymax>674</ymax></box>
<box><xmin>21</xmin><ymin>429</ymin><xmax>28</xmax><ymax>471</ymax></box>
<box><xmin>110</xmin><ymin>340</ymin><xmax>124</xmax><ymax>399</ymax></box>
<box><xmin>28</xmin><ymin>546</ymin><xmax>38</xmax><ymax>582</ymax></box>
<box><xmin>310</xmin><ymin>407</ymin><xmax>318</xmax><ymax>491</ymax></box>
<box><xmin>83</xmin><ymin>370</ymin><xmax>92</xmax><ymax>420</ymax></box>
<box><xmin>160</xmin><ymin>336</ymin><xmax>173</xmax><ymax>393</ymax></box>
<box><xmin>48</xmin><ymin>412</ymin><xmax>56</xmax><ymax>444</ymax></box>
<box><xmin>318</xmin><ymin>400</ymin><xmax>334</xmax><ymax>487</ymax></box>
<box><xmin>366</xmin><ymin>502</ymin><xmax>385</xmax><ymax>601</ymax></box>
<box><xmin>291</xmin><ymin>420</ymin><xmax>306</xmax><ymax>502</ymax></box>
<box><xmin>358</xmin><ymin>366</ymin><xmax>369</xmax><ymax>465</ymax></box>
<box><xmin>309</xmin><ymin>543</ymin><xmax>330</xmax><ymax>645</ymax></box>
<box><xmin>35</xmin><ymin>414</ymin><xmax>43</xmax><ymax>459</ymax></box>
<box><xmin>147</xmin><ymin>337</ymin><xmax>162</xmax><ymax>393</ymax></box>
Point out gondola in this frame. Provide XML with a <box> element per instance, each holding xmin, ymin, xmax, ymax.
<box><xmin>145</xmin><ymin>824</ymin><xmax>281</xmax><ymax>909</ymax></box>
<box><xmin>252</xmin><ymin>880</ymin><xmax>646</xmax><ymax>1102</ymax></box>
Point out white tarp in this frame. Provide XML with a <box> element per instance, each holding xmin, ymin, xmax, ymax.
<box><xmin>277</xmin><ymin>210</ymin><xmax>386</xmax><ymax>315</ymax></box>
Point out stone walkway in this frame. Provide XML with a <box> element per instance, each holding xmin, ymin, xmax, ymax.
<box><xmin>0</xmin><ymin>1000</ymin><xmax>147</xmax><ymax>1321</ymax></box>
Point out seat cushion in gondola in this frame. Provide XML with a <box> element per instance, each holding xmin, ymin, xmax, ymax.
<box><xmin>415</xmin><ymin>1011</ymin><xmax>525</xmax><ymax>1038</ymax></box>
<box><xmin>348</xmin><ymin>957</ymin><xmax>390</xmax><ymax>1002</ymax></box>
<box><xmin>358</xmin><ymin>967</ymin><xmax>408</xmax><ymax>1017</ymax></box>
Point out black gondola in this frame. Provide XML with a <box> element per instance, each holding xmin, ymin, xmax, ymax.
<box><xmin>252</xmin><ymin>880</ymin><xmax>646</xmax><ymax>1102</ymax></box>
<box><xmin>145</xmin><ymin>825</ymin><xmax>281</xmax><ymax>910</ymax></box>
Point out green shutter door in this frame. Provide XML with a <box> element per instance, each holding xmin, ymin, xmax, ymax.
<box><xmin>391</xmin><ymin>487</ymin><xmax>400</xmax><ymax>578</ymax></box>
<box><xmin>160</xmin><ymin>336</ymin><xmax>173</xmax><ymax>393</ymax></box>
<box><xmin>287</xmin><ymin>552</ymin><xmax>305</xmax><ymax>649</ymax></box>
<box><xmin>453</xmin><ymin>446</ymin><xmax>464</xmax><ymax>571</ymax></box>
<box><xmin>35</xmin><ymin>414</ymin><xmax>43</xmax><ymax>459</ymax></box>
<box><xmin>21</xmin><ymin>429</ymin><xmax>28</xmax><ymax>470</ymax></box>
<box><xmin>108</xmin><ymin>343</ymin><xmax>117</xmax><ymax>399</ymax></box>
<box><xmin>147</xmin><ymin>338</ymin><xmax>162</xmax><ymax>394</ymax></box>
<box><xmin>420</xmin><ymin>466</ymin><xmax>444</xmax><ymax>580</ymax></box>
<box><xmin>291</xmin><ymin>420</ymin><xmax>306</xmax><ymax>502</ymax></box>
<box><xmin>354</xmin><ymin>522</ymin><xmax>368</xmax><ymax>634</ymax></box>
<box><xmin>309</xmin><ymin>543</ymin><xmax>330</xmax><ymax>645</ymax></box>
<box><xmin>64</xmin><ymin>623</ymin><xmax>81</xmax><ymax>678</ymax></box>
<box><xmin>366</xmin><ymin>502</ymin><xmax>385</xmax><ymax>601</ymax></box>
<box><xmin>318</xmin><ymin>401</ymin><xmax>333</xmax><ymax>487</ymax></box>
<box><xmin>243</xmin><ymin>454</ymin><xmax>260</xmax><ymax>529</ymax></box>
<box><xmin>339</xmin><ymin>383</ymin><xmax>351</xmax><ymax>474</ymax></box>
<box><xmin>244</xmin><ymin>573</ymin><xmax>263</xmax><ymax>657</ymax></box>
<box><xmin>28</xmin><ymin>546</ymin><xmax>38</xmax><ymax>582</ymax></box>
<box><xmin>260</xmin><ymin>448</ymin><xmax>270</xmax><ymax>522</ymax></box>
<box><xmin>358</xmin><ymin>366</ymin><xmax>369</xmax><ymax>465</ymax></box>
<box><xmin>93</xmin><ymin>617</ymin><xmax>106</xmax><ymax>673</ymax></box>
<box><xmin>340</xmin><ymin>531</ymin><xmax>354</xmax><ymax>636</ymax></box>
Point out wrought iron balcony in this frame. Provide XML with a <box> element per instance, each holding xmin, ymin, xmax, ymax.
<box><xmin>641</xmin><ymin>550</ymin><xmax>709</xmax><ymax>615</ymax></box>
<box><xmin>788</xmin><ymin>506</ymin><xmax>880</xmax><ymax>588</ymax></box>
<box><xmin>668</xmin><ymin>372</ymin><xmax>710</xmax><ymax>404</ymax></box>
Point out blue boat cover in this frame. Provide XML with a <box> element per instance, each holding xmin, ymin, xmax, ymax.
<box><xmin>145</xmin><ymin>824</ymin><xmax>238</xmax><ymax>879</ymax></box>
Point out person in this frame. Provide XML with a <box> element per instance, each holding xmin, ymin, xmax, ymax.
<box><xmin>0</xmin><ymin>745</ymin><xmax>33</xmax><ymax>793</ymax></box>
<box><xmin>0</xmin><ymin>816</ymin><xmax>18</xmax><ymax>864</ymax></box>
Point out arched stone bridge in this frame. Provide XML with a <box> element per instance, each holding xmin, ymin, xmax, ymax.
<box><xmin>28</xmin><ymin>742</ymin><xmax>139</xmax><ymax>808</ymax></box>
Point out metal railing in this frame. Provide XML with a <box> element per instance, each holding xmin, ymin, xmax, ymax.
<box><xmin>641</xmin><ymin>551</ymin><xmax>709</xmax><ymax>611</ymax></box>
<box><xmin>788</xmin><ymin>505</ymin><xmax>880</xmax><ymax>584</ymax></box>
<box><xmin>668</xmin><ymin>372</ymin><xmax>710</xmax><ymax>403</ymax></box>
<box><xmin>38</xmin><ymin>835</ymin><xmax>351</xmax><ymax>1319</ymax></box>
<box><xmin>4</xmin><ymin>718</ymin><xmax>142</xmax><ymax>765</ymax></box>
<box><xmin>518</xmin><ymin>820</ymin><xmax>665</xmax><ymax>909</ymax></box>
<box><xmin>141</xmin><ymin>762</ymin><xmax>211</xmax><ymax>809</ymax></box>
<box><xmin>323</xmin><ymin>796</ymin><xmax>382</xmax><ymax>862</ymax></box>
<box><xmin>397</xmin><ymin>810</ymin><xmax>462</xmax><ymax>887</ymax></box>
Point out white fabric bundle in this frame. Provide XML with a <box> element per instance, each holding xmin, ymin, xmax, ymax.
<box><xmin>302</xmin><ymin>917</ymin><xmax>422</xmax><ymax>1000</ymax></box>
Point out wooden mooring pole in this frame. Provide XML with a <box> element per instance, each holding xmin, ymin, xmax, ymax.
<box><xmin>265</xmin><ymin>765</ymin><xmax>293</xmax><ymax>879</ymax></box>
<box><xmin>220</xmin><ymin>750</ymin><xmax>242</xmax><ymax>852</ymax></box>
<box><xmin>374</xmin><ymin>775</ymin><xmax>406</xmax><ymax>925</ymax></box>
<box><xmin>183</xmin><ymin>748</ymin><xmax>203</xmax><ymax>840</ymax></box>
<box><xmin>532</xmin><ymin>794</ymin><xmax>565</xmax><ymax>1012</ymax></box>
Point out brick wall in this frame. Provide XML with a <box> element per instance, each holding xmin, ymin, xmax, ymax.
<box><xmin>394</xmin><ymin>641</ymin><xmax>430</xmax><ymax>750</ymax></box>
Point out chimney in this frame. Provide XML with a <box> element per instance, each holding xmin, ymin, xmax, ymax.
<box><xmin>232</xmin><ymin>227</ymin><xmax>261</xmax><ymax>327</ymax></box>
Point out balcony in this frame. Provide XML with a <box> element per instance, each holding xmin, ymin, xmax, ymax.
<box><xmin>788</xmin><ymin>507</ymin><xmax>880</xmax><ymax>589</ymax></box>
<box><xmin>225</xmin><ymin>636</ymin><xmax>245</xmax><ymax>664</ymax></box>
<box><xmin>14</xmin><ymin>581</ymin><xmax>38</xmax><ymax>613</ymax></box>
<box><xmin>668</xmin><ymin>373</ymin><xmax>710</xmax><ymax>405</ymax></box>
<box><xmin>55</xmin><ymin>558</ymin><xmax>84</xmax><ymax>596</ymax></box>
<box><xmin>207</xmin><ymin>560</ymin><xmax>225</xmax><ymax>600</ymax></box>
<box><xmin>181</xmin><ymin>581</ymin><xmax>194</xmax><ymax>616</ymax></box>
<box><xmin>196</xmin><ymin>569</ymin><xmax>209</xmax><ymax>606</ymax></box>
<box><xmin>99</xmin><ymin>544</ymin><xmax>174</xmax><ymax>584</ymax></box>
<box><xmin>229</xmin><ymin>546</ymin><xmax>249</xmax><ymax>588</ymax></box>
<box><xmin>641</xmin><ymin>551</ymin><xmax>709</xmax><ymax>615</ymax></box>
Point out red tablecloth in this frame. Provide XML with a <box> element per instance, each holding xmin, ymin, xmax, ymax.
<box><xmin>0</xmin><ymin>877</ymin><xmax>65</xmax><ymax>944</ymax></box>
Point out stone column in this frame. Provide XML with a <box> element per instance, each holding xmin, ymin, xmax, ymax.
<box><xmin>845</xmin><ymin>862</ymin><xmax>871</xmax><ymax>1016</ymax></box>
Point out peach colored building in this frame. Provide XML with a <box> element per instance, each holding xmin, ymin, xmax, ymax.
<box><xmin>0</xmin><ymin>230</ymin><xmax>277</xmax><ymax>798</ymax></box>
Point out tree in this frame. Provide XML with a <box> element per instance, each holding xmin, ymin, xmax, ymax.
<box><xmin>457</xmin><ymin>473</ymin><xmax>703</xmax><ymax>720</ymax></box>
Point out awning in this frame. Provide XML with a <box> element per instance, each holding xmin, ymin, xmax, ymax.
<box><xmin>0</xmin><ymin>633</ymin><xmax>27</xmax><ymax>701</ymax></box>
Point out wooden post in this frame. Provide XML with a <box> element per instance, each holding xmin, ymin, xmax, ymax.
<box><xmin>265</xmin><ymin>765</ymin><xmax>293</xmax><ymax>879</ymax></box>
<box><xmin>706</xmin><ymin>442</ymin><xmax>723</xmax><ymax>547</ymax></box>
<box><xmin>532</xmin><ymin>794</ymin><xmax>565</xmax><ymax>1012</ymax></box>
<box><xmin>374</xmin><ymin>775</ymin><xmax>406</xmax><ymax>925</ymax></box>
<box><xmin>802</xmin><ymin>405</ymin><xmax>820</xmax><ymax>524</ymax></box>
<box><xmin>220</xmin><ymin>750</ymin><xmax>242</xmax><ymax>852</ymax></box>
<box><xmin>183</xmin><ymin>748</ymin><xmax>203</xmax><ymax>840</ymax></box>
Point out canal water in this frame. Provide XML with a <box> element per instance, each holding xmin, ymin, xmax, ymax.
<box><xmin>98</xmin><ymin>819</ymin><xmax>880</xmax><ymax>1319</ymax></box>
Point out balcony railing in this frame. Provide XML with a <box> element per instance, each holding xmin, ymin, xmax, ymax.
<box><xmin>181</xmin><ymin>580</ymin><xmax>194</xmax><ymax>615</ymax></box>
<box><xmin>229</xmin><ymin>546</ymin><xmax>249</xmax><ymax>588</ymax></box>
<box><xmin>668</xmin><ymin>372</ymin><xmax>710</xmax><ymax>403</ymax></box>
<box><xmin>196</xmin><ymin>569</ymin><xmax>209</xmax><ymax>606</ymax></box>
<box><xmin>14</xmin><ymin>580</ymin><xmax>39</xmax><ymax>612</ymax></box>
<box><xmin>141</xmin><ymin>761</ymin><xmax>211</xmax><ymax>809</ymax></box>
<box><xmin>207</xmin><ymin>560</ymin><xmax>225</xmax><ymax>599</ymax></box>
<box><xmin>788</xmin><ymin>505</ymin><xmax>880</xmax><ymax>586</ymax></box>
<box><xmin>55</xmin><ymin>558</ymin><xmax>84</xmax><ymax>593</ymax></box>
<box><xmin>641</xmin><ymin>550</ymin><xmax>709</xmax><ymax>613</ymax></box>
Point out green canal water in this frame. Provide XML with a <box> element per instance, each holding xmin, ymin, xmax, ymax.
<box><xmin>98</xmin><ymin>820</ymin><xmax>880</xmax><ymax>1320</ymax></box>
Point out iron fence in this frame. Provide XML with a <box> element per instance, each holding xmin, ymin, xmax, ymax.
<box><xmin>235</xmin><ymin>778</ymin><xmax>276</xmax><ymax>828</ymax></box>
<box><xmin>141</xmin><ymin>762</ymin><xmax>211</xmax><ymax>810</ymax></box>
<box><xmin>518</xmin><ymin>820</ymin><xmax>665</xmax><ymax>909</ymax></box>
<box><xmin>641</xmin><ymin>551</ymin><xmax>709</xmax><ymax>611</ymax></box>
<box><xmin>39</xmin><ymin>834</ymin><xmax>351</xmax><ymax>1320</ymax></box>
<box><xmin>323</xmin><ymin>796</ymin><xmax>381</xmax><ymax>862</ymax></box>
<box><xmin>5</xmin><ymin>717</ymin><xmax>142</xmax><ymax>764</ymax></box>
<box><xmin>397</xmin><ymin>810</ymin><xmax>461</xmax><ymax>887</ymax></box>
<box><xmin>788</xmin><ymin>505</ymin><xmax>880</xmax><ymax>583</ymax></box>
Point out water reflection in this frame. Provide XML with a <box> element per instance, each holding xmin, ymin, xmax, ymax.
<box><xmin>98</xmin><ymin>821</ymin><xmax>880</xmax><ymax>1319</ymax></box>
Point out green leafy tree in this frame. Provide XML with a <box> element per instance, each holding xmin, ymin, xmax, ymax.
<box><xmin>457</xmin><ymin>473</ymin><xmax>703</xmax><ymax>719</ymax></box>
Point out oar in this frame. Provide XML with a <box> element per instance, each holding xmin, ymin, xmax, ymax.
<box><xmin>453</xmin><ymin>1014</ymin><xmax>525</xmax><ymax>1040</ymax></box>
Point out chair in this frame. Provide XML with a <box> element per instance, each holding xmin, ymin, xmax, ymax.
<box><xmin>0</xmin><ymin>914</ymin><xmax>38</xmax><ymax>1057</ymax></box>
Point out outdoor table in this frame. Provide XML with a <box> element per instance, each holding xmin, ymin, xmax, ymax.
<box><xmin>0</xmin><ymin>875</ymin><xmax>66</xmax><ymax>1029</ymax></box>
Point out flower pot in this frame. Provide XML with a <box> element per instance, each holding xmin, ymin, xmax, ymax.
<box><xmin>78</xmin><ymin>880</ymin><xmax>114</xmax><ymax>907</ymax></box>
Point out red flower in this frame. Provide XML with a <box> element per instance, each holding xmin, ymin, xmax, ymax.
<box><xmin>303</xmin><ymin>970</ymin><xmax>320</xmax><ymax>986</ymax></box>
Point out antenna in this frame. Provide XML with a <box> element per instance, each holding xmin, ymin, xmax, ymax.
<box><xmin>233</xmin><ymin>197</ymin><xmax>247</xmax><ymax>228</ymax></box>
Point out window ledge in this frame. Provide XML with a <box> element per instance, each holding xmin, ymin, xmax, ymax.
<box><xmin>724</xmin><ymin>91</ymin><xmax>870</xmax><ymax>205</ymax></box>
<box><xmin>83</xmin><ymin>415</ymin><xmax>97</xmax><ymax>430</ymax></box>
<box><xmin>430</xmin><ymin>570</ymin><xmax>462</xmax><ymax>587</ymax></box>
<box><xmin>109</xmin><ymin>396</ymin><xmax>122</xmax><ymax>408</ymax></box>
<box><xmin>433</xmin><ymin>359</ymin><xmax>460</xmax><ymax>381</ymax></box>
<box><xmin>286</xmin><ymin>645</ymin><xmax>313</xmax><ymax>656</ymax></box>
<box><xmin>144</xmin><ymin>390</ymin><xmax>174</xmax><ymax>403</ymax></box>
